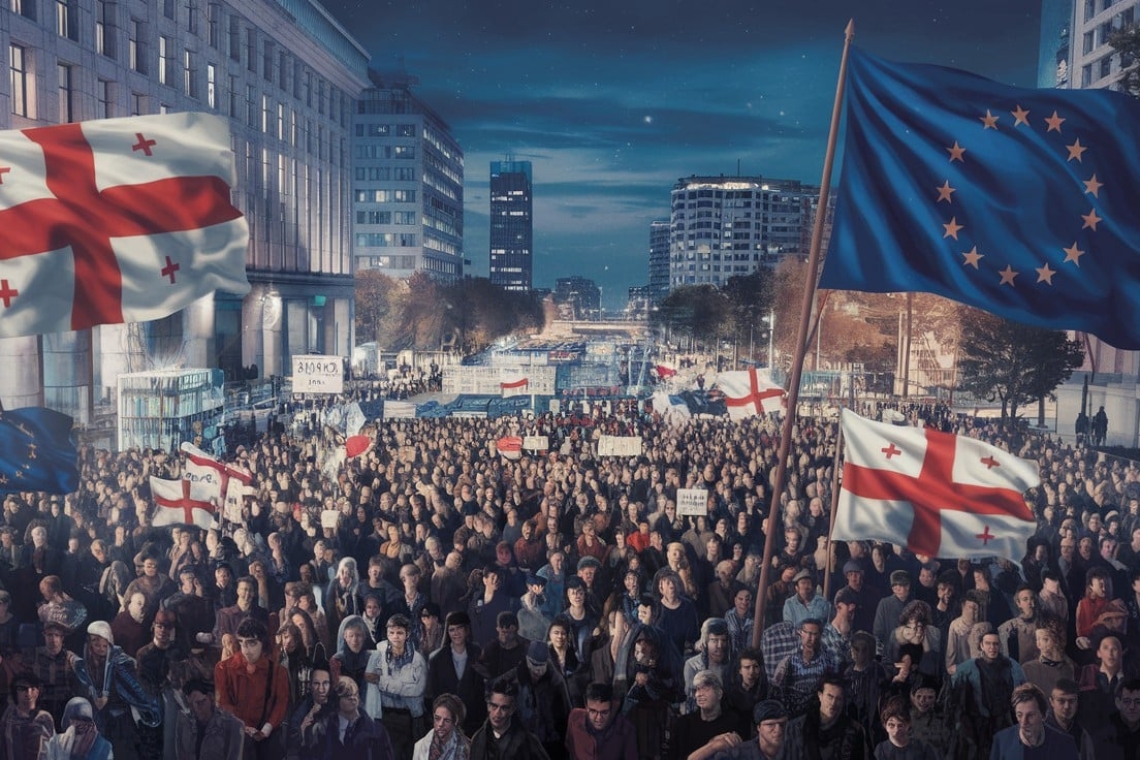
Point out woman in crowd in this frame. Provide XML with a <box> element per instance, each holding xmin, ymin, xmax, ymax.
<box><xmin>412</xmin><ymin>694</ymin><xmax>469</xmax><ymax>760</ymax></box>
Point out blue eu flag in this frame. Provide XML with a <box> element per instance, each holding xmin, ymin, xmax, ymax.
<box><xmin>819</xmin><ymin>47</ymin><xmax>1140</xmax><ymax>348</ymax></box>
<box><xmin>0</xmin><ymin>407</ymin><xmax>77</xmax><ymax>494</ymax></box>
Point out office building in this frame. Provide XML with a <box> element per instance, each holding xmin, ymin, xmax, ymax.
<box><xmin>489</xmin><ymin>160</ymin><xmax>532</xmax><ymax>291</ymax></box>
<box><xmin>353</xmin><ymin>69</ymin><xmax>464</xmax><ymax>281</ymax></box>
<box><xmin>554</xmin><ymin>276</ymin><xmax>600</xmax><ymax>320</ymax></box>
<box><xmin>648</xmin><ymin>219</ymin><xmax>670</xmax><ymax>304</ymax></box>
<box><xmin>667</xmin><ymin>175</ymin><xmax>821</xmax><ymax>291</ymax></box>
<box><xmin>0</xmin><ymin>0</ymin><xmax>370</xmax><ymax>419</ymax></box>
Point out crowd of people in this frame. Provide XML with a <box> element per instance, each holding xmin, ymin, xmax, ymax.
<box><xmin>0</xmin><ymin>397</ymin><xmax>1135</xmax><ymax>760</ymax></box>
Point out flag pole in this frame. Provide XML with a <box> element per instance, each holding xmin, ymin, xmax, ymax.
<box><xmin>822</xmin><ymin>422</ymin><xmax>844</xmax><ymax>603</ymax></box>
<box><xmin>751</xmin><ymin>19</ymin><xmax>855</xmax><ymax>648</ymax></box>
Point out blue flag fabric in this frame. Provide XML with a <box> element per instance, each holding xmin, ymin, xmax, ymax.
<box><xmin>819</xmin><ymin>47</ymin><xmax>1140</xmax><ymax>348</ymax></box>
<box><xmin>0</xmin><ymin>408</ymin><xmax>78</xmax><ymax>494</ymax></box>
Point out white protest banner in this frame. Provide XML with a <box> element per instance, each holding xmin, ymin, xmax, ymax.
<box><xmin>598</xmin><ymin>435</ymin><xmax>642</xmax><ymax>457</ymax></box>
<box><xmin>676</xmin><ymin>488</ymin><xmax>709</xmax><ymax>516</ymax></box>
<box><xmin>523</xmin><ymin>436</ymin><xmax>549</xmax><ymax>451</ymax></box>
<box><xmin>320</xmin><ymin>510</ymin><xmax>340</xmax><ymax>530</ymax></box>
<box><xmin>292</xmin><ymin>355</ymin><xmax>344</xmax><ymax>394</ymax></box>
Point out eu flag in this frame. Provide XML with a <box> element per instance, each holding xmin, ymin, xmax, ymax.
<box><xmin>819</xmin><ymin>47</ymin><xmax>1140</xmax><ymax>348</ymax></box>
<box><xmin>0</xmin><ymin>407</ymin><xmax>78</xmax><ymax>494</ymax></box>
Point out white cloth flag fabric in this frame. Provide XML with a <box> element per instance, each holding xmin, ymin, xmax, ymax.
<box><xmin>500</xmin><ymin>373</ymin><xmax>529</xmax><ymax>397</ymax></box>
<box><xmin>150</xmin><ymin>475</ymin><xmax>217</xmax><ymax>530</ymax></box>
<box><xmin>0</xmin><ymin>112</ymin><xmax>249</xmax><ymax>337</ymax></box>
<box><xmin>834</xmin><ymin>409</ymin><xmax>1040</xmax><ymax>560</ymax></box>
<box><xmin>715</xmin><ymin>369</ymin><xmax>785</xmax><ymax>419</ymax></box>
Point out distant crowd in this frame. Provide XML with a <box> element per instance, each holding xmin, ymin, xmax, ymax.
<box><xmin>0</xmin><ymin>397</ymin><xmax>1135</xmax><ymax>760</ymax></box>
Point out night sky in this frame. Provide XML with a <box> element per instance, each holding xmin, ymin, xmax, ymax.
<box><xmin>318</xmin><ymin>1</ymin><xmax>1043</xmax><ymax>309</ymax></box>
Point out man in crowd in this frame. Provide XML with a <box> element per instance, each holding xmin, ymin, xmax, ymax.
<box><xmin>565</xmin><ymin>682</ymin><xmax>637</xmax><ymax>760</ymax></box>
<box><xmin>175</xmin><ymin>677</ymin><xmax>243</xmax><ymax>760</ymax></box>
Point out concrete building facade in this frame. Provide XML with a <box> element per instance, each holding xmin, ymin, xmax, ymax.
<box><xmin>352</xmin><ymin>69</ymin><xmax>464</xmax><ymax>281</ymax></box>
<box><xmin>0</xmin><ymin>0</ymin><xmax>370</xmax><ymax>420</ymax></box>
<box><xmin>648</xmin><ymin>219</ymin><xmax>669</xmax><ymax>305</ymax></box>
<box><xmin>668</xmin><ymin>175</ymin><xmax>820</xmax><ymax>291</ymax></box>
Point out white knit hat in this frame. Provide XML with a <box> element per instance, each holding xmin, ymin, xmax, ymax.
<box><xmin>87</xmin><ymin>620</ymin><xmax>114</xmax><ymax>646</ymax></box>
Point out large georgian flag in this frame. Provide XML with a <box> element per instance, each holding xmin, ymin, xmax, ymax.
<box><xmin>0</xmin><ymin>112</ymin><xmax>249</xmax><ymax>337</ymax></box>
<box><xmin>715</xmin><ymin>369</ymin><xmax>786</xmax><ymax>419</ymax></box>
<box><xmin>834</xmin><ymin>409</ymin><xmax>1039</xmax><ymax>560</ymax></box>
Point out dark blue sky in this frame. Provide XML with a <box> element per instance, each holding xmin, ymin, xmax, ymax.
<box><xmin>319</xmin><ymin>0</ymin><xmax>1043</xmax><ymax>309</ymax></box>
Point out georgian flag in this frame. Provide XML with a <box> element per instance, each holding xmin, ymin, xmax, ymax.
<box><xmin>0</xmin><ymin>112</ymin><xmax>248</xmax><ymax>337</ymax></box>
<box><xmin>834</xmin><ymin>409</ymin><xmax>1040</xmax><ymax>560</ymax></box>
<box><xmin>715</xmin><ymin>369</ymin><xmax>786</xmax><ymax>419</ymax></box>
<box><xmin>150</xmin><ymin>475</ymin><xmax>217</xmax><ymax>530</ymax></box>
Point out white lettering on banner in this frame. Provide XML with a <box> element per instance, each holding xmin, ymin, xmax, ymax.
<box><xmin>292</xmin><ymin>355</ymin><xmax>344</xmax><ymax>394</ymax></box>
<box><xmin>597</xmin><ymin>435</ymin><xmax>642</xmax><ymax>457</ymax></box>
<box><xmin>523</xmin><ymin>436</ymin><xmax>549</xmax><ymax>451</ymax></box>
<box><xmin>676</xmin><ymin>488</ymin><xmax>709</xmax><ymax>516</ymax></box>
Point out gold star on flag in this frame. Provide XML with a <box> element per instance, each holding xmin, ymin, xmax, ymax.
<box><xmin>1082</xmin><ymin>209</ymin><xmax>1102</xmax><ymax>230</ymax></box>
<box><xmin>961</xmin><ymin>247</ymin><xmax>983</xmax><ymax>268</ymax></box>
<box><xmin>1067</xmin><ymin>139</ymin><xmax>1087</xmax><ymax>162</ymax></box>
<box><xmin>942</xmin><ymin>217</ymin><xmax>964</xmax><ymax>240</ymax></box>
<box><xmin>1084</xmin><ymin>174</ymin><xmax>1103</xmax><ymax>197</ymax></box>
<box><xmin>946</xmin><ymin>142</ymin><xmax>966</xmax><ymax>162</ymax></box>
<box><xmin>1063</xmin><ymin>242</ymin><xmax>1085</xmax><ymax>265</ymax></box>
<box><xmin>980</xmin><ymin>110</ymin><xmax>999</xmax><ymax>129</ymax></box>
<box><xmin>1011</xmin><ymin>105</ymin><xmax>1030</xmax><ymax>126</ymax></box>
<box><xmin>999</xmin><ymin>265</ymin><xmax>1019</xmax><ymax>286</ymax></box>
<box><xmin>936</xmin><ymin>180</ymin><xmax>955</xmax><ymax>203</ymax></box>
<box><xmin>1036</xmin><ymin>263</ymin><xmax>1057</xmax><ymax>285</ymax></box>
<box><xmin>1045</xmin><ymin>111</ymin><xmax>1065</xmax><ymax>132</ymax></box>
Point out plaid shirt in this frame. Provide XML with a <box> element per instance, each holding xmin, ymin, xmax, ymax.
<box><xmin>759</xmin><ymin>622</ymin><xmax>799</xmax><ymax>683</ymax></box>
<box><xmin>820</xmin><ymin>623</ymin><xmax>853</xmax><ymax>671</ymax></box>
<box><xmin>28</xmin><ymin>646</ymin><xmax>81</xmax><ymax>721</ymax></box>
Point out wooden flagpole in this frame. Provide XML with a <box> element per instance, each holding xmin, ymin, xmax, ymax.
<box><xmin>751</xmin><ymin>19</ymin><xmax>856</xmax><ymax>648</ymax></box>
<box><xmin>822</xmin><ymin>423</ymin><xmax>844</xmax><ymax>603</ymax></box>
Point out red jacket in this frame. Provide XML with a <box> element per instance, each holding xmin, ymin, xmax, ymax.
<box><xmin>564</xmin><ymin>707</ymin><xmax>638</xmax><ymax>760</ymax></box>
<box><xmin>214</xmin><ymin>653</ymin><xmax>290</xmax><ymax>733</ymax></box>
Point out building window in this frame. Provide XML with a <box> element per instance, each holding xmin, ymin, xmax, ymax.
<box><xmin>245</xmin><ymin>29</ymin><xmax>256</xmax><ymax>72</ymax></box>
<box><xmin>278</xmin><ymin>51</ymin><xmax>288</xmax><ymax>91</ymax></box>
<box><xmin>317</xmin><ymin>79</ymin><xmax>325</xmax><ymax>115</ymax></box>
<box><xmin>10</xmin><ymin>45</ymin><xmax>29</xmax><ymax>117</ymax></box>
<box><xmin>162</xmin><ymin>0</ymin><xmax>173</xmax><ymax>19</ymax></box>
<box><xmin>11</xmin><ymin>0</ymin><xmax>35</xmax><ymax>20</ymax></box>
<box><xmin>96</xmin><ymin>79</ymin><xmax>112</xmax><ymax>118</ymax></box>
<box><xmin>1082</xmin><ymin>64</ymin><xmax>1093</xmax><ymax>86</ymax></box>
<box><xmin>207</xmin><ymin>3</ymin><xmax>220</xmax><ymax>47</ymax></box>
<box><xmin>207</xmin><ymin>63</ymin><xmax>216</xmax><ymax>109</ymax></box>
<box><xmin>130</xmin><ymin>19</ymin><xmax>146</xmax><ymax>73</ymax></box>
<box><xmin>184</xmin><ymin>49</ymin><xmax>197</xmax><ymax>97</ymax></box>
<box><xmin>159</xmin><ymin>36</ymin><xmax>172</xmax><ymax>85</ymax></box>
<box><xmin>228</xmin><ymin>15</ymin><xmax>240</xmax><ymax>62</ymax></box>
<box><xmin>96</xmin><ymin>0</ymin><xmax>116</xmax><ymax>58</ymax></box>
<box><xmin>186</xmin><ymin>0</ymin><xmax>198</xmax><ymax>34</ymax></box>
<box><xmin>261</xmin><ymin>94</ymin><xmax>269</xmax><ymax>133</ymax></box>
<box><xmin>1101</xmin><ymin>55</ymin><xmax>1113</xmax><ymax>78</ymax></box>
<box><xmin>56</xmin><ymin>0</ymin><xmax>77</xmax><ymax>40</ymax></box>
<box><xmin>131</xmin><ymin>91</ymin><xmax>144</xmax><ymax>116</ymax></box>
<box><xmin>262</xmin><ymin>41</ymin><xmax>273</xmax><ymax>82</ymax></box>
<box><xmin>246</xmin><ymin>84</ymin><xmax>256</xmax><ymax>127</ymax></box>
<box><xmin>398</xmin><ymin>124</ymin><xmax>415</xmax><ymax>137</ymax></box>
<box><xmin>57</xmin><ymin>63</ymin><xmax>73</xmax><ymax>122</ymax></box>
<box><xmin>1084</xmin><ymin>31</ymin><xmax>1095</xmax><ymax>54</ymax></box>
<box><xmin>276</xmin><ymin>103</ymin><xmax>284</xmax><ymax>140</ymax></box>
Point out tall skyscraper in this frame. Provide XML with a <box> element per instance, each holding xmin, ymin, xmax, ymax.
<box><xmin>667</xmin><ymin>176</ymin><xmax>821</xmax><ymax>291</ymax></box>
<box><xmin>648</xmin><ymin>220</ymin><xmax>670</xmax><ymax>304</ymax></box>
<box><xmin>353</xmin><ymin>69</ymin><xmax>465</xmax><ymax>281</ymax></box>
<box><xmin>489</xmin><ymin>160</ymin><xmax>533</xmax><ymax>291</ymax></box>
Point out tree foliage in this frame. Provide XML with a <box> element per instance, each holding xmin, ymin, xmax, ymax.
<box><xmin>354</xmin><ymin>273</ymin><xmax>545</xmax><ymax>352</ymax></box>
<box><xmin>1110</xmin><ymin>25</ymin><xmax>1140</xmax><ymax>98</ymax></box>
<box><xmin>651</xmin><ymin>285</ymin><xmax>731</xmax><ymax>348</ymax></box>
<box><xmin>956</xmin><ymin>309</ymin><xmax>1084</xmax><ymax>422</ymax></box>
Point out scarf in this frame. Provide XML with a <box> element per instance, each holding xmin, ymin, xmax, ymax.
<box><xmin>428</xmin><ymin>729</ymin><xmax>464</xmax><ymax>760</ymax></box>
<box><xmin>70</xmin><ymin>720</ymin><xmax>98</xmax><ymax>759</ymax></box>
<box><xmin>386</xmin><ymin>640</ymin><xmax>416</xmax><ymax>671</ymax></box>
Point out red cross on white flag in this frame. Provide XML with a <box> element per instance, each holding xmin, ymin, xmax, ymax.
<box><xmin>0</xmin><ymin>112</ymin><xmax>248</xmax><ymax>337</ymax></box>
<box><xmin>150</xmin><ymin>475</ymin><xmax>217</xmax><ymax>530</ymax></box>
<box><xmin>715</xmin><ymin>368</ymin><xmax>786</xmax><ymax>419</ymax></box>
<box><xmin>833</xmin><ymin>409</ymin><xmax>1039</xmax><ymax>560</ymax></box>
